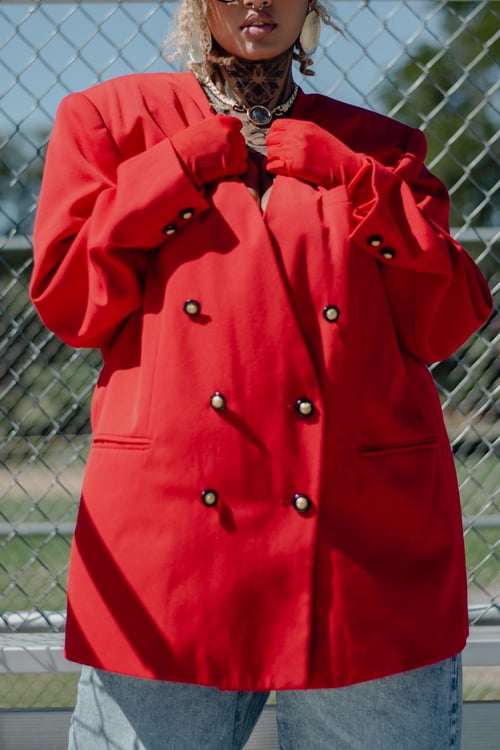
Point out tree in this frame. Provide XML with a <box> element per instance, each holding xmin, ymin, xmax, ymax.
<box><xmin>378</xmin><ymin>1</ymin><xmax>499</xmax><ymax>227</ymax></box>
<box><xmin>378</xmin><ymin>2</ymin><xmax>498</xmax><ymax>438</ymax></box>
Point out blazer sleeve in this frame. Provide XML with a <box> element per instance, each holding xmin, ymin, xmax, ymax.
<box><xmin>347</xmin><ymin>128</ymin><xmax>492</xmax><ymax>363</ymax></box>
<box><xmin>30</xmin><ymin>91</ymin><xmax>210</xmax><ymax>349</ymax></box>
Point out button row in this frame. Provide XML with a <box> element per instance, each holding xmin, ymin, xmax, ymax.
<box><xmin>209</xmin><ymin>392</ymin><xmax>316</xmax><ymax>418</ymax></box>
<box><xmin>163</xmin><ymin>208</ymin><xmax>195</xmax><ymax>236</ymax></box>
<box><xmin>201</xmin><ymin>489</ymin><xmax>312</xmax><ymax>514</ymax></box>
<box><xmin>367</xmin><ymin>235</ymin><xmax>396</xmax><ymax>260</ymax></box>
<box><xmin>183</xmin><ymin>299</ymin><xmax>341</xmax><ymax>324</ymax></box>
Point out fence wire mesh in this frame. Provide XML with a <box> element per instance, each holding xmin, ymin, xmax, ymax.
<box><xmin>0</xmin><ymin>0</ymin><xmax>499</xmax><ymax>707</ymax></box>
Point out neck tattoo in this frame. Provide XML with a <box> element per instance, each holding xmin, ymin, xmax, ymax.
<box><xmin>195</xmin><ymin>50</ymin><xmax>297</xmax><ymax>154</ymax></box>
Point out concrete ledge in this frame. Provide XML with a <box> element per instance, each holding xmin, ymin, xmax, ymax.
<box><xmin>2</xmin><ymin>627</ymin><xmax>500</xmax><ymax>674</ymax></box>
<box><xmin>0</xmin><ymin>634</ymin><xmax>75</xmax><ymax>674</ymax></box>
<box><xmin>463</xmin><ymin>627</ymin><xmax>500</xmax><ymax>667</ymax></box>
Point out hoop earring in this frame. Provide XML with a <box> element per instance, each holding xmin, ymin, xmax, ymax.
<box><xmin>299</xmin><ymin>8</ymin><xmax>321</xmax><ymax>55</ymax></box>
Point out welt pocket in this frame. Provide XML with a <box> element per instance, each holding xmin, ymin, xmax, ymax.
<box><xmin>359</xmin><ymin>437</ymin><xmax>438</xmax><ymax>456</ymax></box>
<box><xmin>92</xmin><ymin>434</ymin><xmax>152</xmax><ymax>450</ymax></box>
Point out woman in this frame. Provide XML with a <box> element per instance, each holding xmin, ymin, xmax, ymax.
<box><xmin>31</xmin><ymin>1</ymin><xmax>492</xmax><ymax>748</ymax></box>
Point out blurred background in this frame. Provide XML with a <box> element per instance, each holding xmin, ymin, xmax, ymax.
<box><xmin>0</xmin><ymin>0</ymin><xmax>498</xmax><ymax>713</ymax></box>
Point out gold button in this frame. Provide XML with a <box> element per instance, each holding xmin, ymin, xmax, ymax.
<box><xmin>368</xmin><ymin>235</ymin><xmax>383</xmax><ymax>247</ymax></box>
<box><xmin>380</xmin><ymin>247</ymin><xmax>396</xmax><ymax>259</ymax></box>
<box><xmin>210</xmin><ymin>392</ymin><xmax>226</xmax><ymax>411</ymax></box>
<box><xmin>201</xmin><ymin>489</ymin><xmax>218</xmax><ymax>507</ymax></box>
<box><xmin>163</xmin><ymin>223</ymin><xmax>177</xmax><ymax>236</ymax></box>
<box><xmin>295</xmin><ymin>399</ymin><xmax>314</xmax><ymax>418</ymax></box>
<box><xmin>323</xmin><ymin>305</ymin><xmax>340</xmax><ymax>323</ymax></box>
<box><xmin>180</xmin><ymin>209</ymin><xmax>194</xmax><ymax>221</ymax></box>
<box><xmin>293</xmin><ymin>494</ymin><xmax>311</xmax><ymax>514</ymax></box>
<box><xmin>183</xmin><ymin>299</ymin><xmax>201</xmax><ymax>316</ymax></box>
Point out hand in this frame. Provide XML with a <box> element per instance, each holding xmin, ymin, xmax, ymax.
<box><xmin>171</xmin><ymin>115</ymin><xmax>248</xmax><ymax>188</ymax></box>
<box><xmin>266</xmin><ymin>119</ymin><xmax>366</xmax><ymax>188</ymax></box>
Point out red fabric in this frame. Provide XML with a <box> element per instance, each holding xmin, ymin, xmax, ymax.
<box><xmin>266</xmin><ymin>118</ymin><xmax>365</xmax><ymax>187</ymax></box>
<box><xmin>171</xmin><ymin>114</ymin><xmax>247</xmax><ymax>187</ymax></box>
<box><xmin>31</xmin><ymin>72</ymin><xmax>492</xmax><ymax>690</ymax></box>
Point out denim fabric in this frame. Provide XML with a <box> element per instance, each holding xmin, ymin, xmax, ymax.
<box><xmin>68</xmin><ymin>655</ymin><xmax>462</xmax><ymax>749</ymax></box>
<box><xmin>275</xmin><ymin>655</ymin><xmax>462</xmax><ymax>749</ymax></box>
<box><xmin>69</xmin><ymin>669</ymin><xmax>268</xmax><ymax>750</ymax></box>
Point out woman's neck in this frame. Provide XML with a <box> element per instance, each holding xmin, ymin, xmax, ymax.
<box><xmin>212</xmin><ymin>48</ymin><xmax>295</xmax><ymax>110</ymax></box>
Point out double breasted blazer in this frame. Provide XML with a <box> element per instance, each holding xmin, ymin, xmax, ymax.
<box><xmin>31</xmin><ymin>72</ymin><xmax>492</xmax><ymax>690</ymax></box>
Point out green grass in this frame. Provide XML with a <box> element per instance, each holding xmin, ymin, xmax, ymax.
<box><xmin>0</xmin><ymin>496</ymin><xmax>78</xmax><ymax>525</ymax></box>
<box><xmin>0</xmin><ymin>673</ymin><xmax>79</xmax><ymax>709</ymax></box>
<box><xmin>0</xmin><ymin>534</ymin><xmax>71</xmax><ymax>611</ymax></box>
<box><xmin>456</xmin><ymin>453</ymin><xmax>500</xmax><ymax>516</ymax></box>
<box><xmin>465</xmin><ymin>527</ymin><xmax>500</xmax><ymax>582</ymax></box>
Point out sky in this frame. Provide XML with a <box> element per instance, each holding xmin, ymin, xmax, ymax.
<box><xmin>0</xmin><ymin>1</ymin><xmax>444</xmax><ymax>134</ymax></box>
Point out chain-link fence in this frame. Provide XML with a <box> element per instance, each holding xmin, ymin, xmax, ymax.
<box><xmin>0</xmin><ymin>0</ymin><xmax>499</xmax><ymax>709</ymax></box>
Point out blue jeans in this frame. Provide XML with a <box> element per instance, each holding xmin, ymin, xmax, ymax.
<box><xmin>68</xmin><ymin>655</ymin><xmax>462</xmax><ymax>749</ymax></box>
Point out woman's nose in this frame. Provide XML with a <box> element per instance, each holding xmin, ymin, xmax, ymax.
<box><xmin>243</xmin><ymin>0</ymin><xmax>271</xmax><ymax>9</ymax></box>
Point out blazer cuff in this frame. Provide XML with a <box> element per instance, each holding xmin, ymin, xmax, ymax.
<box><xmin>112</xmin><ymin>138</ymin><xmax>210</xmax><ymax>248</ymax></box>
<box><xmin>348</xmin><ymin>159</ymin><xmax>452</xmax><ymax>276</ymax></box>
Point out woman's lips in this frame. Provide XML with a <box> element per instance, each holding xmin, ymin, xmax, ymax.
<box><xmin>242</xmin><ymin>23</ymin><xmax>276</xmax><ymax>37</ymax></box>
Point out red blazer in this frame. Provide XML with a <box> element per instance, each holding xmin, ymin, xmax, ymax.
<box><xmin>31</xmin><ymin>72</ymin><xmax>492</xmax><ymax>690</ymax></box>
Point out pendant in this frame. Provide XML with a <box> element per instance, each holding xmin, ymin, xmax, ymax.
<box><xmin>247</xmin><ymin>105</ymin><xmax>273</xmax><ymax>127</ymax></box>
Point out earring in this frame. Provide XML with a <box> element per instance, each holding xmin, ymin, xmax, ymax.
<box><xmin>189</xmin><ymin>28</ymin><xmax>211</xmax><ymax>65</ymax></box>
<box><xmin>299</xmin><ymin>8</ymin><xmax>321</xmax><ymax>55</ymax></box>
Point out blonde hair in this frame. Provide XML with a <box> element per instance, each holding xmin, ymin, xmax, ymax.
<box><xmin>168</xmin><ymin>1</ymin><xmax>339</xmax><ymax>77</ymax></box>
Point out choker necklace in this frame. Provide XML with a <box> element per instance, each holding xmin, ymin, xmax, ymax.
<box><xmin>201</xmin><ymin>77</ymin><xmax>299</xmax><ymax>127</ymax></box>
